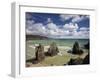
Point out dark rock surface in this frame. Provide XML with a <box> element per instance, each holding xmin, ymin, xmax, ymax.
<box><xmin>68</xmin><ymin>58</ymin><xmax>83</xmax><ymax>65</ymax></box>
<box><xmin>67</xmin><ymin>50</ymin><xmax>72</xmax><ymax>53</ymax></box>
<box><xmin>83</xmin><ymin>54</ymin><xmax>90</xmax><ymax>64</ymax></box>
<box><xmin>68</xmin><ymin>54</ymin><xmax>89</xmax><ymax>65</ymax></box>
<box><xmin>72</xmin><ymin>41</ymin><xmax>84</xmax><ymax>55</ymax></box>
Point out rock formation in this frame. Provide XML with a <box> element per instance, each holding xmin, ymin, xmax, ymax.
<box><xmin>68</xmin><ymin>54</ymin><xmax>90</xmax><ymax>65</ymax></box>
<box><xmin>83</xmin><ymin>54</ymin><xmax>90</xmax><ymax>64</ymax></box>
<box><xmin>68</xmin><ymin>57</ymin><xmax>83</xmax><ymax>65</ymax></box>
<box><xmin>72</xmin><ymin>41</ymin><xmax>83</xmax><ymax>55</ymax></box>
<box><xmin>35</xmin><ymin>44</ymin><xmax>45</xmax><ymax>62</ymax></box>
<box><xmin>46</xmin><ymin>42</ymin><xmax>59</xmax><ymax>56</ymax></box>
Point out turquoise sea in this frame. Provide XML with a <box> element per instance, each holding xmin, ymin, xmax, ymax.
<box><xmin>30</xmin><ymin>39</ymin><xmax>89</xmax><ymax>47</ymax></box>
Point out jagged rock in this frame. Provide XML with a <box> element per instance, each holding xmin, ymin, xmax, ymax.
<box><xmin>46</xmin><ymin>42</ymin><xmax>59</xmax><ymax>56</ymax></box>
<box><xmin>35</xmin><ymin>44</ymin><xmax>45</xmax><ymax>62</ymax></box>
<box><xmin>67</xmin><ymin>50</ymin><xmax>72</xmax><ymax>53</ymax></box>
<box><xmin>68</xmin><ymin>58</ymin><xmax>83</xmax><ymax>65</ymax></box>
<box><xmin>83</xmin><ymin>54</ymin><xmax>90</xmax><ymax>64</ymax></box>
<box><xmin>72</xmin><ymin>41</ymin><xmax>80</xmax><ymax>54</ymax></box>
<box><xmin>68</xmin><ymin>53</ymin><xmax>90</xmax><ymax>65</ymax></box>
<box><xmin>72</xmin><ymin>41</ymin><xmax>84</xmax><ymax>55</ymax></box>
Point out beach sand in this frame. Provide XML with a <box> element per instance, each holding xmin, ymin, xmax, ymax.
<box><xmin>26</xmin><ymin>44</ymin><xmax>88</xmax><ymax>67</ymax></box>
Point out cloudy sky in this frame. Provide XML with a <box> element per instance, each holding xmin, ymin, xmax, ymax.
<box><xmin>26</xmin><ymin>12</ymin><xmax>89</xmax><ymax>39</ymax></box>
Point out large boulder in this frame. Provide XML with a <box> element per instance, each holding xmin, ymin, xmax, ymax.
<box><xmin>35</xmin><ymin>44</ymin><xmax>45</xmax><ymax>62</ymax></box>
<box><xmin>68</xmin><ymin>58</ymin><xmax>83</xmax><ymax>65</ymax></box>
<box><xmin>72</xmin><ymin>41</ymin><xmax>83</xmax><ymax>55</ymax></box>
<box><xmin>83</xmin><ymin>54</ymin><xmax>90</xmax><ymax>64</ymax></box>
<box><xmin>46</xmin><ymin>42</ymin><xmax>59</xmax><ymax>56</ymax></box>
<box><xmin>68</xmin><ymin>54</ymin><xmax>90</xmax><ymax>65</ymax></box>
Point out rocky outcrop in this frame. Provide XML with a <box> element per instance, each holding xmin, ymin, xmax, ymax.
<box><xmin>72</xmin><ymin>41</ymin><xmax>84</xmax><ymax>55</ymax></box>
<box><xmin>68</xmin><ymin>54</ymin><xmax>89</xmax><ymax>65</ymax></box>
<box><xmin>68</xmin><ymin>57</ymin><xmax>83</xmax><ymax>65</ymax></box>
<box><xmin>35</xmin><ymin>44</ymin><xmax>45</xmax><ymax>62</ymax></box>
<box><xmin>46</xmin><ymin>42</ymin><xmax>59</xmax><ymax>56</ymax></box>
<box><xmin>83</xmin><ymin>54</ymin><xmax>90</xmax><ymax>64</ymax></box>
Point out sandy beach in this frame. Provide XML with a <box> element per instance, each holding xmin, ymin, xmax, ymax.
<box><xmin>26</xmin><ymin>44</ymin><xmax>88</xmax><ymax>67</ymax></box>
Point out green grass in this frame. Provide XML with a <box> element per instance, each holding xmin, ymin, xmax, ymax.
<box><xmin>26</xmin><ymin>54</ymin><xmax>71</xmax><ymax>67</ymax></box>
<box><xmin>40</xmin><ymin>55</ymin><xmax>70</xmax><ymax>66</ymax></box>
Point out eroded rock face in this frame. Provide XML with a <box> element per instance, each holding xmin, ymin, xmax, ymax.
<box><xmin>68</xmin><ymin>58</ymin><xmax>83</xmax><ymax>65</ymax></box>
<box><xmin>35</xmin><ymin>44</ymin><xmax>45</xmax><ymax>62</ymax></box>
<box><xmin>83</xmin><ymin>54</ymin><xmax>89</xmax><ymax>64</ymax></box>
<box><xmin>72</xmin><ymin>41</ymin><xmax>83</xmax><ymax>55</ymax></box>
<box><xmin>68</xmin><ymin>54</ymin><xmax>90</xmax><ymax>65</ymax></box>
<box><xmin>46</xmin><ymin>42</ymin><xmax>59</xmax><ymax>56</ymax></box>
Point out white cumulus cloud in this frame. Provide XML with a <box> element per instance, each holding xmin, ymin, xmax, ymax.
<box><xmin>59</xmin><ymin>14</ymin><xmax>74</xmax><ymax>21</ymax></box>
<box><xmin>26</xmin><ymin>18</ymin><xmax>89</xmax><ymax>39</ymax></box>
<box><xmin>59</xmin><ymin>14</ymin><xmax>89</xmax><ymax>23</ymax></box>
<box><xmin>26</xmin><ymin>22</ymin><xmax>46</xmax><ymax>36</ymax></box>
<box><xmin>63</xmin><ymin>23</ymin><xmax>78</xmax><ymax>31</ymax></box>
<box><xmin>72</xmin><ymin>15</ymin><xmax>89</xmax><ymax>23</ymax></box>
<box><xmin>79</xmin><ymin>27</ymin><xmax>89</xmax><ymax>31</ymax></box>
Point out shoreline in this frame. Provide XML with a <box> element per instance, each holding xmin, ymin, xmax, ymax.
<box><xmin>26</xmin><ymin>44</ymin><xmax>89</xmax><ymax>67</ymax></box>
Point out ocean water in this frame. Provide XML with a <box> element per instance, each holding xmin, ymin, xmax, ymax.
<box><xmin>31</xmin><ymin>39</ymin><xmax>89</xmax><ymax>47</ymax></box>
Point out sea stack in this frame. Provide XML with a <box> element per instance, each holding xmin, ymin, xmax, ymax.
<box><xmin>47</xmin><ymin>42</ymin><xmax>59</xmax><ymax>56</ymax></box>
<box><xmin>35</xmin><ymin>44</ymin><xmax>45</xmax><ymax>62</ymax></box>
<box><xmin>72</xmin><ymin>41</ymin><xmax>83</xmax><ymax>55</ymax></box>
